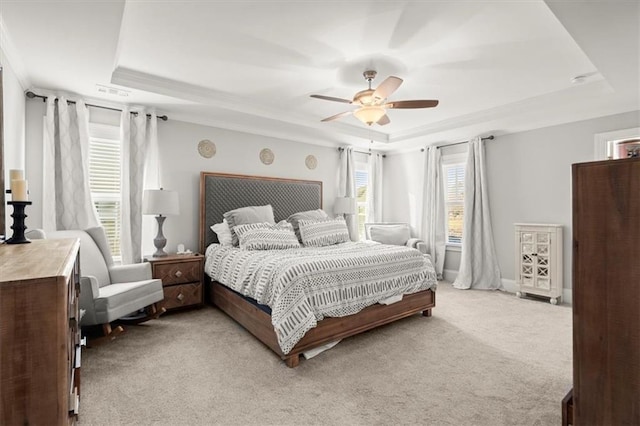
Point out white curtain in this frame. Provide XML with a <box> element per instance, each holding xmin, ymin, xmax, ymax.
<box><xmin>339</xmin><ymin>146</ymin><xmax>358</xmax><ymax>241</ymax></box>
<box><xmin>120</xmin><ymin>108</ymin><xmax>157</xmax><ymax>264</ymax></box>
<box><xmin>420</xmin><ymin>146</ymin><xmax>446</xmax><ymax>279</ymax></box>
<box><xmin>453</xmin><ymin>137</ymin><xmax>502</xmax><ymax>290</ymax></box>
<box><xmin>366</xmin><ymin>152</ymin><xmax>383</xmax><ymax>223</ymax></box>
<box><xmin>42</xmin><ymin>96</ymin><xmax>100</xmax><ymax>231</ymax></box>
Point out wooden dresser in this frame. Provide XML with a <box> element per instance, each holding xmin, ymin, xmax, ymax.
<box><xmin>0</xmin><ymin>238</ymin><xmax>82</xmax><ymax>425</ymax></box>
<box><xmin>146</xmin><ymin>254</ymin><xmax>204</xmax><ymax>311</ymax></box>
<box><xmin>565</xmin><ymin>157</ymin><xmax>640</xmax><ymax>425</ymax></box>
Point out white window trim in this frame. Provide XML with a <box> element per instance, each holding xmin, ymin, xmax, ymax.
<box><xmin>442</xmin><ymin>152</ymin><xmax>466</xmax><ymax>249</ymax></box>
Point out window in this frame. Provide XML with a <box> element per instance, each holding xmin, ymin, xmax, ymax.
<box><xmin>88</xmin><ymin>124</ymin><xmax>122</xmax><ymax>260</ymax></box>
<box><xmin>442</xmin><ymin>155</ymin><xmax>466</xmax><ymax>246</ymax></box>
<box><xmin>355</xmin><ymin>163</ymin><xmax>369</xmax><ymax>239</ymax></box>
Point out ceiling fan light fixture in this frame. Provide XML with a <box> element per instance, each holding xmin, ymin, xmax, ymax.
<box><xmin>354</xmin><ymin>106</ymin><xmax>386</xmax><ymax>125</ymax></box>
<box><xmin>353</xmin><ymin>89</ymin><xmax>376</xmax><ymax>105</ymax></box>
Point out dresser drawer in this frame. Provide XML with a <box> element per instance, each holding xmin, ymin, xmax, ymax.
<box><xmin>162</xmin><ymin>283</ymin><xmax>202</xmax><ymax>310</ymax></box>
<box><xmin>154</xmin><ymin>260</ymin><xmax>200</xmax><ymax>285</ymax></box>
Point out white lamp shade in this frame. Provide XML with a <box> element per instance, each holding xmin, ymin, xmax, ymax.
<box><xmin>354</xmin><ymin>106</ymin><xmax>386</xmax><ymax>125</ymax></box>
<box><xmin>143</xmin><ymin>189</ymin><xmax>180</xmax><ymax>215</ymax></box>
<box><xmin>334</xmin><ymin>197</ymin><xmax>356</xmax><ymax>215</ymax></box>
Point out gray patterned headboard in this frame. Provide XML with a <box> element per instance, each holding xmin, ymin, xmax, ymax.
<box><xmin>199</xmin><ymin>172</ymin><xmax>323</xmax><ymax>253</ymax></box>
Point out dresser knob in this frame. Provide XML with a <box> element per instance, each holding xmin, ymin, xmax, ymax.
<box><xmin>175</xmin><ymin>270</ymin><xmax>183</xmax><ymax>278</ymax></box>
<box><xmin>177</xmin><ymin>293</ymin><xmax>185</xmax><ymax>302</ymax></box>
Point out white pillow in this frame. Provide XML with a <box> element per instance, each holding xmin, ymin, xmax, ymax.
<box><xmin>210</xmin><ymin>219</ymin><xmax>233</xmax><ymax>246</ymax></box>
<box><xmin>368</xmin><ymin>224</ymin><xmax>411</xmax><ymax>246</ymax></box>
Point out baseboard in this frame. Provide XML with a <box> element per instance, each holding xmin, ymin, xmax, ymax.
<box><xmin>501</xmin><ymin>278</ymin><xmax>517</xmax><ymax>293</ymax></box>
<box><xmin>442</xmin><ymin>269</ymin><xmax>458</xmax><ymax>283</ymax></box>
<box><xmin>441</xmin><ymin>269</ymin><xmax>572</xmax><ymax>305</ymax></box>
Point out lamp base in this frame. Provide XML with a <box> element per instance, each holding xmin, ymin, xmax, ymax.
<box><xmin>152</xmin><ymin>215</ymin><xmax>168</xmax><ymax>257</ymax></box>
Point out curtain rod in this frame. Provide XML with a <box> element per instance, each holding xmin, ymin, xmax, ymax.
<box><xmin>420</xmin><ymin>135</ymin><xmax>494</xmax><ymax>152</ymax></box>
<box><xmin>337</xmin><ymin>147</ymin><xmax>386</xmax><ymax>158</ymax></box>
<box><xmin>25</xmin><ymin>91</ymin><xmax>169</xmax><ymax>121</ymax></box>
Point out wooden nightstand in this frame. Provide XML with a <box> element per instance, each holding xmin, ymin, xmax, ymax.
<box><xmin>145</xmin><ymin>254</ymin><xmax>204</xmax><ymax>311</ymax></box>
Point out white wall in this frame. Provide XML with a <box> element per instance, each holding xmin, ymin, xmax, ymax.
<box><xmin>1</xmin><ymin>48</ymin><xmax>26</xmax><ymax>237</ymax></box>
<box><xmin>384</xmin><ymin>110</ymin><xmax>640</xmax><ymax>291</ymax></box>
<box><xmin>24</xmin><ymin>100</ymin><xmax>341</xmax><ymax>255</ymax></box>
<box><xmin>156</xmin><ymin>119</ymin><xmax>341</xmax><ymax>255</ymax></box>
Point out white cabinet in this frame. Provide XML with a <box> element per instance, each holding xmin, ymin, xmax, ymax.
<box><xmin>515</xmin><ymin>223</ymin><xmax>563</xmax><ymax>304</ymax></box>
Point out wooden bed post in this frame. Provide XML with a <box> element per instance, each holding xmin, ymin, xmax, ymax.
<box><xmin>284</xmin><ymin>354</ymin><xmax>300</xmax><ymax>368</ymax></box>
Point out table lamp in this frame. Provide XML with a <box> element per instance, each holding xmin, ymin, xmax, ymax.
<box><xmin>143</xmin><ymin>188</ymin><xmax>179</xmax><ymax>257</ymax></box>
<box><xmin>333</xmin><ymin>196</ymin><xmax>356</xmax><ymax>218</ymax></box>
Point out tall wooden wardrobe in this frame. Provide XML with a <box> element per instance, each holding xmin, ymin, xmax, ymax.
<box><xmin>565</xmin><ymin>157</ymin><xmax>639</xmax><ymax>425</ymax></box>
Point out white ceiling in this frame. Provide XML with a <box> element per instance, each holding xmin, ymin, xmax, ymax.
<box><xmin>1</xmin><ymin>0</ymin><xmax>638</xmax><ymax>151</ymax></box>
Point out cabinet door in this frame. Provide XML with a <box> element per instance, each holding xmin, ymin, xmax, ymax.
<box><xmin>533</xmin><ymin>232</ymin><xmax>551</xmax><ymax>290</ymax></box>
<box><xmin>519</xmin><ymin>231</ymin><xmax>535</xmax><ymax>288</ymax></box>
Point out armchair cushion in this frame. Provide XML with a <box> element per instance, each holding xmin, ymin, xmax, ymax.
<box><xmin>48</xmin><ymin>229</ymin><xmax>112</xmax><ymax>287</ymax></box>
<box><xmin>93</xmin><ymin>279</ymin><xmax>164</xmax><ymax>325</ymax></box>
<box><xmin>366</xmin><ymin>223</ymin><xmax>411</xmax><ymax>246</ymax></box>
<box><xmin>406</xmin><ymin>238</ymin><xmax>428</xmax><ymax>255</ymax></box>
<box><xmin>109</xmin><ymin>262</ymin><xmax>154</xmax><ymax>284</ymax></box>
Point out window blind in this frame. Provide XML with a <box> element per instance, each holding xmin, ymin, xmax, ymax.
<box><xmin>444</xmin><ymin>163</ymin><xmax>465</xmax><ymax>244</ymax></box>
<box><xmin>355</xmin><ymin>168</ymin><xmax>369</xmax><ymax>238</ymax></box>
<box><xmin>88</xmin><ymin>137</ymin><xmax>122</xmax><ymax>258</ymax></box>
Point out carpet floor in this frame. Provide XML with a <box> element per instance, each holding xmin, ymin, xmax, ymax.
<box><xmin>80</xmin><ymin>282</ymin><xmax>572</xmax><ymax>425</ymax></box>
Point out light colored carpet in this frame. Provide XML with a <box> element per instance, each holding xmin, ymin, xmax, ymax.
<box><xmin>80</xmin><ymin>282</ymin><xmax>572</xmax><ymax>425</ymax></box>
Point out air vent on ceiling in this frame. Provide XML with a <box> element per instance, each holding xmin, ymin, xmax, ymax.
<box><xmin>96</xmin><ymin>84</ymin><xmax>130</xmax><ymax>97</ymax></box>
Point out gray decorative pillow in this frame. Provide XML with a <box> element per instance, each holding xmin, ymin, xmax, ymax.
<box><xmin>234</xmin><ymin>222</ymin><xmax>300</xmax><ymax>250</ymax></box>
<box><xmin>368</xmin><ymin>224</ymin><xmax>411</xmax><ymax>246</ymax></box>
<box><xmin>298</xmin><ymin>218</ymin><xmax>350</xmax><ymax>247</ymax></box>
<box><xmin>223</xmin><ymin>205</ymin><xmax>275</xmax><ymax>246</ymax></box>
<box><xmin>286</xmin><ymin>209</ymin><xmax>329</xmax><ymax>242</ymax></box>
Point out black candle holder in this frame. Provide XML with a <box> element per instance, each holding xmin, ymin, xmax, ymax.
<box><xmin>6</xmin><ymin>201</ymin><xmax>32</xmax><ymax>244</ymax></box>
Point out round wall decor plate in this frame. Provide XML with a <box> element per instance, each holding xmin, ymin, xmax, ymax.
<box><xmin>260</xmin><ymin>148</ymin><xmax>274</xmax><ymax>165</ymax></box>
<box><xmin>305</xmin><ymin>155</ymin><xmax>318</xmax><ymax>170</ymax></box>
<box><xmin>198</xmin><ymin>139</ymin><xmax>216</xmax><ymax>158</ymax></box>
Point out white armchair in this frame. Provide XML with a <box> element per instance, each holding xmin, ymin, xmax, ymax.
<box><xmin>364</xmin><ymin>223</ymin><xmax>428</xmax><ymax>256</ymax></box>
<box><xmin>28</xmin><ymin>227</ymin><xmax>165</xmax><ymax>340</ymax></box>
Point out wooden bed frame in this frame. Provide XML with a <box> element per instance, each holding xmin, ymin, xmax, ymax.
<box><xmin>199</xmin><ymin>172</ymin><xmax>436</xmax><ymax>367</ymax></box>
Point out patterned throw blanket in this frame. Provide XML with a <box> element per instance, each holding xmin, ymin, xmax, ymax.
<box><xmin>205</xmin><ymin>241</ymin><xmax>438</xmax><ymax>354</ymax></box>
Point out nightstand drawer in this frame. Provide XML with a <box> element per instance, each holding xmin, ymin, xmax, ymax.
<box><xmin>162</xmin><ymin>283</ymin><xmax>202</xmax><ymax>309</ymax></box>
<box><xmin>154</xmin><ymin>260</ymin><xmax>200</xmax><ymax>285</ymax></box>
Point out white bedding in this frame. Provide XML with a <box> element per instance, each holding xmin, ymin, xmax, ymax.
<box><xmin>205</xmin><ymin>241</ymin><xmax>438</xmax><ymax>354</ymax></box>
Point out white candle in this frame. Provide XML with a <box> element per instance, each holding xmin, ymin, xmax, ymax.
<box><xmin>9</xmin><ymin>169</ymin><xmax>24</xmax><ymax>181</ymax></box>
<box><xmin>11</xmin><ymin>179</ymin><xmax>28</xmax><ymax>201</ymax></box>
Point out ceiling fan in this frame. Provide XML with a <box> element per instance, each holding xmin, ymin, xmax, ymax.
<box><xmin>310</xmin><ymin>70</ymin><xmax>439</xmax><ymax>126</ymax></box>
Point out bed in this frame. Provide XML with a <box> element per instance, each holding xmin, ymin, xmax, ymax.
<box><xmin>199</xmin><ymin>172</ymin><xmax>437</xmax><ymax>367</ymax></box>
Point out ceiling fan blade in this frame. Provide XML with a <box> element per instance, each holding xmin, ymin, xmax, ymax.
<box><xmin>321</xmin><ymin>111</ymin><xmax>353</xmax><ymax>122</ymax></box>
<box><xmin>310</xmin><ymin>94</ymin><xmax>352</xmax><ymax>104</ymax></box>
<box><xmin>385</xmin><ymin>100</ymin><xmax>439</xmax><ymax>109</ymax></box>
<box><xmin>376</xmin><ymin>114</ymin><xmax>390</xmax><ymax>126</ymax></box>
<box><xmin>373</xmin><ymin>76</ymin><xmax>403</xmax><ymax>100</ymax></box>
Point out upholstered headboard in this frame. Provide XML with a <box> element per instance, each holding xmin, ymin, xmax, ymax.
<box><xmin>199</xmin><ymin>172</ymin><xmax>323</xmax><ymax>253</ymax></box>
